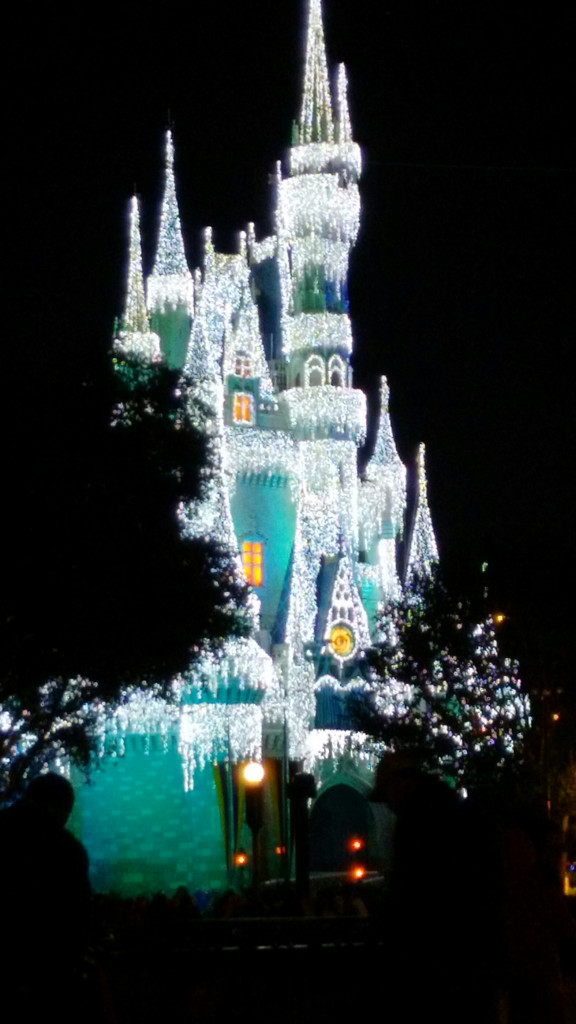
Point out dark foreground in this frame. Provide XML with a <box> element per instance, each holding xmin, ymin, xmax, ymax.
<box><xmin>103</xmin><ymin>917</ymin><xmax>383</xmax><ymax>1024</ymax></box>
<box><xmin>79</xmin><ymin>894</ymin><xmax>576</xmax><ymax>1024</ymax></box>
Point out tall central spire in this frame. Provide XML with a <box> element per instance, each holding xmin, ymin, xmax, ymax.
<box><xmin>299</xmin><ymin>0</ymin><xmax>334</xmax><ymax>144</ymax></box>
<box><xmin>152</xmin><ymin>131</ymin><xmax>188</xmax><ymax>277</ymax></box>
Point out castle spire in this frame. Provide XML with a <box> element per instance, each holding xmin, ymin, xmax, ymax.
<box><xmin>299</xmin><ymin>0</ymin><xmax>334</xmax><ymax>144</ymax></box>
<box><xmin>121</xmin><ymin>196</ymin><xmax>148</xmax><ymax>334</ymax></box>
<box><xmin>152</xmin><ymin>130</ymin><xmax>188</xmax><ymax>277</ymax></box>
<box><xmin>113</xmin><ymin>197</ymin><xmax>160</xmax><ymax>362</ymax></box>
<box><xmin>368</xmin><ymin>377</ymin><xmax>404</xmax><ymax>474</ymax></box>
<box><xmin>147</xmin><ymin>130</ymin><xmax>193</xmax><ymax>368</ymax></box>
<box><xmin>335</xmin><ymin>63</ymin><xmax>352</xmax><ymax>144</ymax></box>
<box><xmin>406</xmin><ymin>443</ymin><xmax>439</xmax><ymax>583</ymax></box>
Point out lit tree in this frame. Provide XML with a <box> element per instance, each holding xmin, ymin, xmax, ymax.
<box><xmin>353</xmin><ymin>568</ymin><xmax>531</xmax><ymax>789</ymax></box>
<box><xmin>0</xmin><ymin>352</ymin><xmax>249</xmax><ymax>800</ymax></box>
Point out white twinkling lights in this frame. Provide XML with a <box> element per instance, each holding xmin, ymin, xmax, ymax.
<box><xmin>282</xmin><ymin>311</ymin><xmax>353</xmax><ymax>357</ymax></box>
<box><xmin>147</xmin><ymin>131</ymin><xmax>194</xmax><ymax>315</ymax></box>
<box><xmin>113</xmin><ymin>197</ymin><xmax>161</xmax><ymax>363</ymax></box>
<box><xmin>298</xmin><ymin>0</ymin><xmax>334</xmax><ymax>145</ymax></box>
<box><xmin>179</xmin><ymin>704</ymin><xmax>263</xmax><ymax>790</ymax></box>
<box><xmin>281</xmin><ymin>387</ymin><xmax>366</xmax><ymax>443</ymax></box>
<box><xmin>92</xmin><ymin>0</ymin><xmax>531</xmax><ymax>811</ymax></box>
<box><xmin>335</xmin><ymin>64</ymin><xmax>352</xmax><ymax>146</ymax></box>
<box><xmin>406</xmin><ymin>443</ymin><xmax>439</xmax><ymax>583</ymax></box>
<box><xmin>323</xmin><ymin>555</ymin><xmax>371</xmax><ymax>657</ymax></box>
<box><xmin>278</xmin><ymin>176</ymin><xmax>360</xmax><ymax>245</ymax></box>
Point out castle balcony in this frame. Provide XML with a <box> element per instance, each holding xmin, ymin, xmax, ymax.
<box><xmin>179</xmin><ymin>637</ymin><xmax>277</xmax><ymax>708</ymax></box>
<box><xmin>280</xmin><ymin>386</ymin><xmax>366</xmax><ymax>444</ymax></box>
<box><xmin>289</xmin><ymin>141</ymin><xmax>361</xmax><ymax>181</ymax></box>
<box><xmin>282</xmin><ymin>311</ymin><xmax>352</xmax><ymax>357</ymax></box>
<box><xmin>278</xmin><ymin>175</ymin><xmax>360</xmax><ymax>244</ymax></box>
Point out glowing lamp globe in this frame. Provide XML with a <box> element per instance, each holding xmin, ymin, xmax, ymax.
<box><xmin>243</xmin><ymin>761</ymin><xmax>265</xmax><ymax>784</ymax></box>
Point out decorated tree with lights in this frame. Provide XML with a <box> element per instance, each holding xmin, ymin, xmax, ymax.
<box><xmin>0</xmin><ymin>199</ymin><xmax>249</xmax><ymax>801</ymax></box>
<box><xmin>356</xmin><ymin>567</ymin><xmax>531</xmax><ymax>788</ymax></box>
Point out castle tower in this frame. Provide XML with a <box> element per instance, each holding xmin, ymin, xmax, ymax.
<box><xmin>112</xmin><ymin>196</ymin><xmax>161</xmax><ymax>364</ymax></box>
<box><xmin>406</xmin><ymin>442</ymin><xmax>439</xmax><ymax>584</ymax></box>
<box><xmin>147</xmin><ymin>131</ymin><xmax>194</xmax><ymax>369</ymax></box>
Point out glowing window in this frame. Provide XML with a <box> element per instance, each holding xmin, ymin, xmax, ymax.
<box><xmin>242</xmin><ymin>541</ymin><xmax>263</xmax><ymax>587</ymax></box>
<box><xmin>235</xmin><ymin>353</ymin><xmax>252</xmax><ymax>377</ymax></box>
<box><xmin>233</xmin><ymin>392</ymin><xmax>254</xmax><ymax>424</ymax></box>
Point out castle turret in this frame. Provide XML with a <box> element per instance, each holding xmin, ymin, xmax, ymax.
<box><xmin>359</xmin><ymin>377</ymin><xmax>407</xmax><ymax>611</ymax></box>
<box><xmin>113</xmin><ymin>196</ymin><xmax>161</xmax><ymax>363</ymax></box>
<box><xmin>298</xmin><ymin>0</ymin><xmax>333</xmax><ymax>144</ymax></box>
<box><xmin>406</xmin><ymin>443</ymin><xmax>439</xmax><ymax>584</ymax></box>
<box><xmin>147</xmin><ymin>131</ymin><xmax>193</xmax><ymax>369</ymax></box>
<box><xmin>275</xmin><ymin>0</ymin><xmax>362</xmax><ymax>407</ymax></box>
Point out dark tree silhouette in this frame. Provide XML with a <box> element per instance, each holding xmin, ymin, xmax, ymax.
<box><xmin>1</xmin><ymin>354</ymin><xmax>249</xmax><ymax>797</ymax></box>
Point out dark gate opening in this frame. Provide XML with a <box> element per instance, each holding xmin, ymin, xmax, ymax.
<box><xmin>309</xmin><ymin>784</ymin><xmax>376</xmax><ymax>872</ymax></box>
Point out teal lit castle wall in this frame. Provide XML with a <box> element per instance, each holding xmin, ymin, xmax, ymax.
<box><xmin>71</xmin><ymin>743</ymin><xmax>228</xmax><ymax>895</ymax></box>
<box><xmin>71</xmin><ymin>742</ymin><xmax>288</xmax><ymax>895</ymax></box>
<box><xmin>70</xmin><ymin>0</ymin><xmax>442</xmax><ymax>896</ymax></box>
<box><xmin>229</xmin><ymin>478</ymin><xmax>297</xmax><ymax>637</ymax></box>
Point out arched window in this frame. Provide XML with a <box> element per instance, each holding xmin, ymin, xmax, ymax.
<box><xmin>242</xmin><ymin>540</ymin><xmax>263</xmax><ymax>587</ymax></box>
<box><xmin>305</xmin><ymin>355</ymin><xmax>325</xmax><ymax>387</ymax></box>
<box><xmin>234</xmin><ymin>352</ymin><xmax>252</xmax><ymax>378</ymax></box>
<box><xmin>329</xmin><ymin>355</ymin><xmax>346</xmax><ymax>387</ymax></box>
<box><xmin>233</xmin><ymin>392</ymin><xmax>254</xmax><ymax>424</ymax></box>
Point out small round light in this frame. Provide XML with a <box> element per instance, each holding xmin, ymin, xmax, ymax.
<box><xmin>243</xmin><ymin>761</ymin><xmax>265</xmax><ymax>784</ymax></box>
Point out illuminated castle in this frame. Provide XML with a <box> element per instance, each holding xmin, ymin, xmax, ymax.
<box><xmin>73</xmin><ymin>0</ymin><xmax>438</xmax><ymax>894</ymax></box>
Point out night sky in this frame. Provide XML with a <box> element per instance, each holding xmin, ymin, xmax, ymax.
<box><xmin>5</xmin><ymin>2</ymin><xmax>575</xmax><ymax>713</ymax></box>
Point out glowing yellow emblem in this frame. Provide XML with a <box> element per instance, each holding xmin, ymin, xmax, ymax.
<box><xmin>329</xmin><ymin>624</ymin><xmax>354</xmax><ymax>659</ymax></box>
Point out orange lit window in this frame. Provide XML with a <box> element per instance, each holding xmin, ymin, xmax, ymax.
<box><xmin>233</xmin><ymin>392</ymin><xmax>253</xmax><ymax>424</ymax></box>
<box><xmin>242</xmin><ymin>541</ymin><xmax>263</xmax><ymax>587</ymax></box>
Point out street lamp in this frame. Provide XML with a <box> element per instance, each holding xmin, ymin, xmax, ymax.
<box><xmin>287</xmin><ymin>772</ymin><xmax>317</xmax><ymax>898</ymax></box>
<box><xmin>243</xmin><ymin>761</ymin><xmax>265</xmax><ymax>887</ymax></box>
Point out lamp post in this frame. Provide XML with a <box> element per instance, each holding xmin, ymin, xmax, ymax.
<box><xmin>243</xmin><ymin>761</ymin><xmax>265</xmax><ymax>888</ymax></box>
<box><xmin>287</xmin><ymin>771</ymin><xmax>317</xmax><ymax>899</ymax></box>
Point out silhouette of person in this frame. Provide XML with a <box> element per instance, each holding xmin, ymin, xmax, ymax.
<box><xmin>369</xmin><ymin>752</ymin><xmax>502</xmax><ymax>1023</ymax></box>
<box><xmin>0</xmin><ymin>773</ymin><xmax>92</xmax><ymax>1017</ymax></box>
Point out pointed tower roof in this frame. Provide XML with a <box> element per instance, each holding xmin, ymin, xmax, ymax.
<box><xmin>113</xmin><ymin>197</ymin><xmax>160</xmax><ymax>362</ymax></box>
<box><xmin>147</xmin><ymin>131</ymin><xmax>193</xmax><ymax>314</ymax></box>
<box><xmin>121</xmin><ymin>196</ymin><xmax>148</xmax><ymax>333</ymax></box>
<box><xmin>335</xmin><ymin>64</ymin><xmax>352</xmax><ymax>144</ymax></box>
<box><xmin>152</xmin><ymin>130</ymin><xmax>188</xmax><ymax>276</ymax></box>
<box><xmin>367</xmin><ymin>377</ymin><xmax>404</xmax><ymax>475</ymax></box>
<box><xmin>299</xmin><ymin>0</ymin><xmax>334</xmax><ymax>144</ymax></box>
<box><xmin>406</xmin><ymin>443</ymin><xmax>439</xmax><ymax>583</ymax></box>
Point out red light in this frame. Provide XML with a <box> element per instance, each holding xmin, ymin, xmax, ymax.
<box><xmin>275</xmin><ymin>845</ymin><xmax>286</xmax><ymax>856</ymax></box>
<box><xmin>234</xmin><ymin>851</ymin><xmax>248</xmax><ymax>867</ymax></box>
<box><xmin>350</xmin><ymin>864</ymin><xmax>366</xmax><ymax>880</ymax></box>
<box><xmin>348</xmin><ymin>836</ymin><xmax>364</xmax><ymax>852</ymax></box>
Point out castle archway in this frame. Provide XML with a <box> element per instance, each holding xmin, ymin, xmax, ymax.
<box><xmin>309</xmin><ymin>782</ymin><xmax>378</xmax><ymax>872</ymax></box>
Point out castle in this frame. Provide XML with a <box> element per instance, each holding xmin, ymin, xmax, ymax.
<box><xmin>71</xmin><ymin>0</ymin><xmax>438</xmax><ymax>894</ymax></box>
